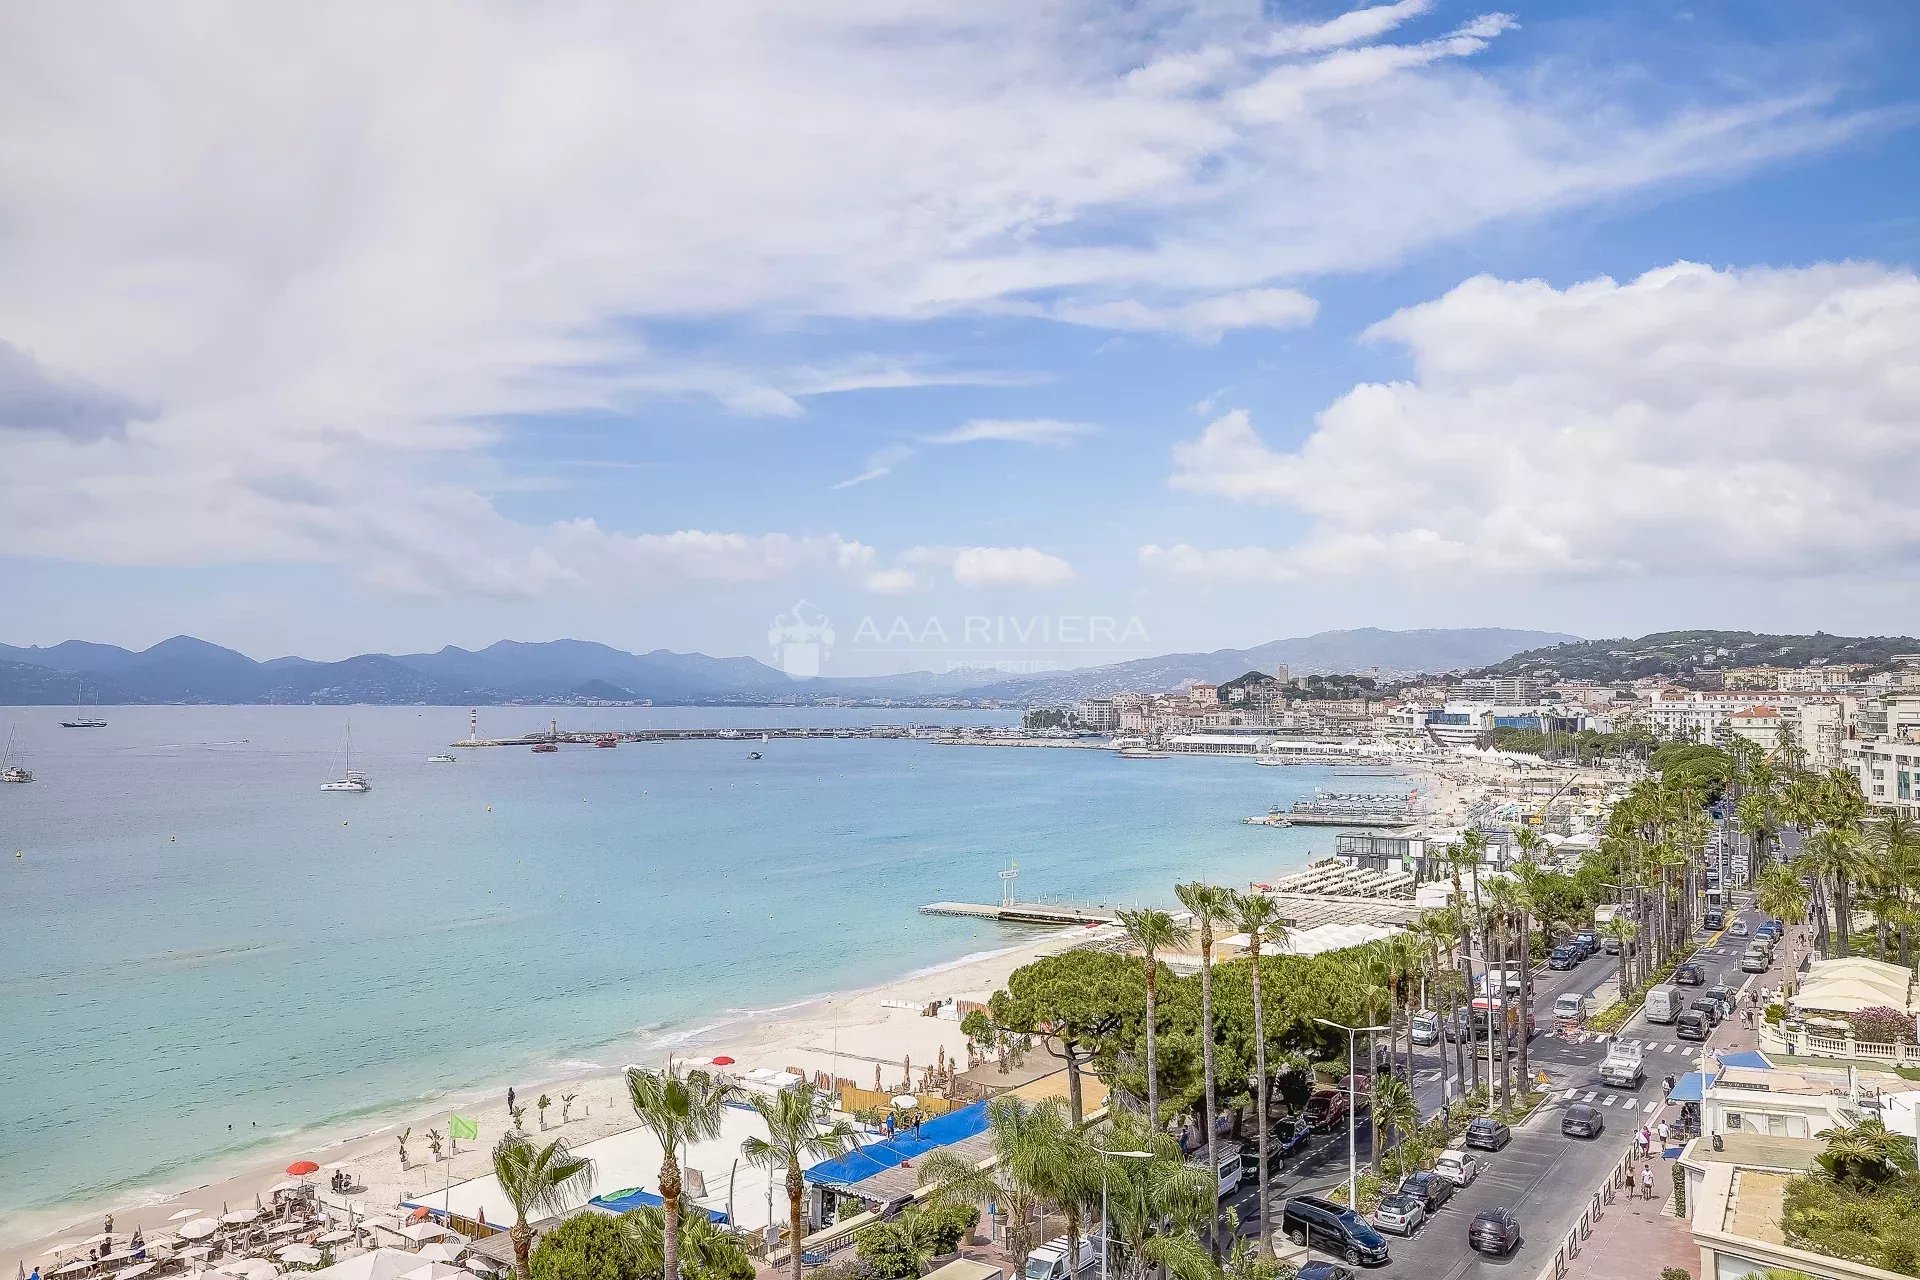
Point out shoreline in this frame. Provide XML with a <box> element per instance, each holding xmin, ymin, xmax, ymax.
<box><xmin>0</xmin><ymin>923</ymin><xmax>1092</xmax><ymax>1269</ymax></box>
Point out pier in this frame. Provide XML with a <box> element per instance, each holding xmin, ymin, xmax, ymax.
<box><xmin>920</xmin><ymin>901</ymin><xmax>1119</xmax><ymax>926</ymax></box>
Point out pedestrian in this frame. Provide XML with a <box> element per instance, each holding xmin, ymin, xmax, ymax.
<box><xmin>1641</xmin><ymin>1164</ymin><xmax>1655</xmax><ymax>1200</ymax></box>
<box><xmin>507</xmin><ymin>1086</ymin><xmax>516</xmax><ymax>1116</ymax></box>
<box><xmin>1658</xmin><ymin>1119</ymin><xmax>1671</xmax><ymax>1147</ymax></box>
<box><xmin>1624</xmin><ymin>1163</ymin><xmax>1636</xmax><ymax>1198</ymax></box>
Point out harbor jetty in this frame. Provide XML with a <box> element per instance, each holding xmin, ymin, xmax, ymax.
<box><xmin>920</xmin><ymin>900</ymin><xmax>1119</xmax><ymax>925</ymax></box>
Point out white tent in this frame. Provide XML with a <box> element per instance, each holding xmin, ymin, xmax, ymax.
<box><xmin>1793</xmin><ymin>956</ymin><xmax>1915</xmax><ymax>1014</ymax></box>
<box><xmin>306</xmin><ymin>1252</ymin><xmax>469</xmax><ymax>1280</ymax></box>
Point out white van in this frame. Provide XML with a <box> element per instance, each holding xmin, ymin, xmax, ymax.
<box><xmin>1189</xmin><ymin>1148</ymin><xmax>1244</xmax><ymax>1199</ymax></box>
<box><xmin>1023</xmin><ymin>1237</ymin><xmax>1100</xmax><ymax>1280</ymax></box>
<box><xmin>1644</xmin><ymin>984</ymin><xmax>1682</xmax><ymax>1024</ymax></box>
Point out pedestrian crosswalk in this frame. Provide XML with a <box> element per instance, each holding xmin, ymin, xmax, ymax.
<box><xmin>1557</xmin><ymin>1087</ymin><xmax>1661</xmax><ymax>1113</ymax></box>
<box><xmin>1614</xmin><ymin>1038</ymin><xmax>1700</xmax><ymax>1055</ymax></box>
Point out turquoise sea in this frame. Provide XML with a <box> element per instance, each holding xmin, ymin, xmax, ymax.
<box><xmin>0</xmin><ymin>706</ymin><xmax>1369</xmax><ymax>1241</ymax></box>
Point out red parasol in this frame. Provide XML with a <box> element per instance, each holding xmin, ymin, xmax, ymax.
<box><xmin>409</xmin><ymin>1207</ymin><xmax>430</xmax><ymax>1222</ymax></box>
<box><xmin>285</xmin><ymin>1161</ymin><xmax>320</xmax><ymax>1176</ymax></box>
<box><xmin>710</xmin><ymin>1056</ymin><xmax>735</xmax><ymax>1066</ymax></box>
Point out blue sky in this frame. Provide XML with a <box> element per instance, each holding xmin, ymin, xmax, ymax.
<box><xmin>1</xmin><ymin>0</ymin><xmax>1918</xmax><ymax>676</ymax></box>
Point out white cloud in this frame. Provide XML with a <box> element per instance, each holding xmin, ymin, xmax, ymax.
<box><xmin>1155</xmin><ymin>260</ymin><xmax>1920</xmax><ymax>583</ymax></box>
<box><xmin>922</xmin><ymin>419</ymin><xmax>1100</xmax><ymax>446</ymax></box>
<box><xmin>907</xmin><ymin>545</ymin><xmax>1075</xmax><ymax>588</ymax></box>
<box><xmin>863</xmin><ymin>567</ymin><xmax>927</xmax><ymax>595</ymax></box>
<box><xmin>0</xmin><ymin>2</ymin><xmax>1878</xmax><ymax>595</ymax></box>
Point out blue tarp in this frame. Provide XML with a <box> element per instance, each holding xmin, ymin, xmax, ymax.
<box><xmin>589</xmin><ymin>1187</ymin><xmax>730</xmax><ymax>1223</ymax></box>
<box><xmin>804</xmin><ymin>1101</ymin><xmax>991</xmax><ymax>1189</ymax></box>
<box><xmin>1719</xmin><ymin>1050</ymin><xmax>1771</xmax><ymax>1070</ymax></box>
<box><xmin>1667</xmin><ymin>1051</ymin><xmax>1771</xmax><ymax>1104</ymax></box>
<box><xmin>1668</xmin><ymin>1071</ymin><xmax>1713</xmax><ymax>1103</ymax></box>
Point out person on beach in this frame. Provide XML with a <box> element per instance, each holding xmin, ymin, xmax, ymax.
<box><xmin>507</xmin><ymin>1086</ymin><xmax>516</xmax><ymax>1115</ymax></box>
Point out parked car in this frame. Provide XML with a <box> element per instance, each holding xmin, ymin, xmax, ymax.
<box><xmin>1294</xmin><ymin>1266</ymin><xmax>1357</xmax><ymax>1280</ymax></box>
<box><xmin>1703</xmin><ymin>908</ymin><xmax>1725</xmax><ymax>931</ymax></box>
<box><xmin>1562</xmin><ymin>1103</ymin><xmax>1604</xmax><ymax>1138</ymax></box>
<box><xmin>1689</xmin><ymin>996</ymin><xmax>1723</xmax><ymax>1025</ymax></box>
<box><xmin>1464</xmin><ymin>1117</ymin><xmax>1511</xmax><ymax>1152</ymax></box>
<box><xmin>1189</xmin><ymin>1147</ymin><xmax>1244</xmax><ymax>1199</ymax></box>
<box><xmin>1023</xmin><ymin>1237</ymin><xmax>1101</xmax><ymax>1280</ymax></box>
<box><xmin>1758</xmin><ymin>920</ymin><xmax>1784</xmax><ymax>940</ymax></box>
<box><xmin>1706</xmin><ymin>984</ymin><xmax>1738</xmax><ymax>1018</ymax></box>
<box><xmin>1279</xmin><ymin>1196</ymin><xmax>1392</xmax><ymax>1266</ymax></box>
<box><xmin>1676</xmin><ymin>1011</ymin><xmax>1711</xmax><ymax>1041</ymax></box>
<box><xmin>1728</xmin><ymin>919</ymin><xmax>1750</xmax><ymax>938</ymax></box>
<box><xmin>1410</xmin><ymin>1010</ymin><xmax>1441</xmax><ymax>1046</ymax></box>
<box><xmin>1398</xmin><ymin>1171</ymin><xmax>1455</xmax><ymax>1213</ymax></box>
<box><xmin>1574</xmin><ymin>931</ymin><xmax>1599</xmax><ymax>956</ymax></box>
<box><xmin>1372</xmin><ymin>1192</ymin><xmax>1426</xmax><ymax>1237</ymax></box>
<box><xmin>1741</xmin><ymin>948</ymin><xmax>1771</xmax><ymax>974</ymax></box>
<box><xmin>1433</xmin><ymin>1149</ymin><xmax>1481</xmax><ymax>1187</ymax></box>
<box><xmin>1548</xmin><ymin>945</ymin><xmax>1580</xmax><ymax>971</ymax></box>
<box><xmin>1468</xmin><ymin>1208</ymin><xmax>1523</xmax><ymax>1257</ymax></box>
<box><xmin>1276</xmin><ymin>1116</ymin><xmax>1315</xmax><ymax>1157</ymax></box>
<box><xmin>1303</xmin><ymin>1089</ymin><xmax>1349</xmax><ymax>1132</ymax></box>
<box><xmin>1674</xmin><ymin>963</ymin><xmax>1706</xmax><ymax>986</ymax></box>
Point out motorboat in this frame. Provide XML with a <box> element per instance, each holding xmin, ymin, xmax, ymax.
<box><xmin>1117</xmin><ymin>746</ymin><xmax>1171</xmax><ymax>759</ymax></box>
<box><xmin>594</xmin><ymin>736</ymin><xmax>618</xmax><ymax>748</ymax></box>
<box><xmin>748</xmin><ymin>751</ymin><xmax>762</xmax><ymax>760</ymax></box>
<box><xmin>532</xmin><ymin>742</ymin><xmax>559</xmax><ymax>753</ymax></box>
<box><xmin>426</xmin><ymin>754</ymin><xmax>457</xmax><ymax>763</ymax></box>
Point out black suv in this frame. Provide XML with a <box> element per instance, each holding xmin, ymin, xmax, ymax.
<box><xmin>1548</xmin><ymin>944</ymin><xmax>1579</xmax><ymax>970</ymax></box>
<box><xmin>1689</xmin><ymin>996</ymin><xmax>1723</xmax><ymax>1025</ymax></box>
<box><xmin>1398</xmin><ymin>1170</ymin><xmax>1455</xmax><ymax>1213</ymax></box>
<box><xmin>1677</xmin><ymin>1011</ymin><xmax>1711</xmax><ymax>1041</ymax></box>
<box><xmin>1674</xmin><ymin>963</ymin><xmax>1706</xmax><ymax>986</ymax></box>
<box><xmin>1469</xmin><ymin>1208</ymin><xmax>1522</xmax><ymax>1256</ymax></box>
<box><xmin>1464</xmin><ymin>1117</ymin><xmax>1511</xmax><ymax>1151</ymax></box>
<box><xmin>1281</xmin><ymin>1196</ymin><xmax>1392</xmax><ymax>1266</ymax></box>
<box><xmin>1562</xmin><ymin>1103</ymin><xmax>1604</xmax><ymax>1138</ymax></box>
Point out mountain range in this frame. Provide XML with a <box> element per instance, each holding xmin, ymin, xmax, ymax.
<box><xmin>0</xmin><ymin>626</ymin><xmax>1576</xmax><ymax>707</ymax></box>
<box><xmin>1473</xmin><ymin>629</ymin><xmax>1920</xmax><ymax>682</ymax></box>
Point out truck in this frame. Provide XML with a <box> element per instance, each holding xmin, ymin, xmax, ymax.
<box><xmin>1644</xmin><ymin>983</ymin><xmax>1683</xmax><ymax>1024</ymax></box>
<box><xmin>1600</xmin><ymin>1041</ymin><xmax>1645</xmax><ymax>1088</ymax></box>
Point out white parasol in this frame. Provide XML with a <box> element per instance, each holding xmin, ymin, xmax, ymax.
<box><xmin>115</xmin><ymin>1266</ymin><xmax>157</xmax><ymax>1280</ymax></box>
<box><xmin>415</xmin><ymin>1241</ymin><xmax>463</xmax><ymax>1264</ymax></box>
<box><xmin>178</xmin><ymin>1219</ymin><xmax>219</xmax><ymax>1241</ymax></box>
<box><xmin>218</xmin><ymin>1259</ymin><xmax>280</xmax><ymax>1280</ymax></box>
<box><xmin>166</xmin><ymin>1209</ymin><xmax>204</xmax><ymax>1222</ymax></box>
<box><xmin>314</xmin><ymin>1231</ymin><xmax>353</xmax><ymax>1246</ymax></box>
<box><xmin>275</xmin><ymin>1245</ymin><xmax>321</xmax><ymax>1266</ymax></box>
<box><xmin>219</xmin><ymin>1209</ymin><xmax>259</xmax><ymax>1226</ymax></box>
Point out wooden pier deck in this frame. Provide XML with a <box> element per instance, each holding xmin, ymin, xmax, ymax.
<box><xmin>920</xmin><ymin>901</ymin><xmax>1120</xmax><ymax>926</ymax></box>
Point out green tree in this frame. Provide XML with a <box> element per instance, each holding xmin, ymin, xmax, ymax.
<box><xmin>917</xmin><ymin>1096</ymin><xmax>1081</xmax><ymax>1272</ymax></box>
<box><xmin>1226</xmin><ymin>890</ymin><xmax>1287</xmax><ymax>1256</ymax></box>
<box><xmin>1370</xmin><ymin>1074</ymin><xmax>1418</xmax><ymax>1165</ymax></box>
<box><xmin>1816</xmin><ymin>1113</ymin><xmax>1918</xmax><ymax>1189</ymax></box>
<box><xmin>972</xmin><ymin>949</ymin><xmax>1141</xmax><ymax>1124</ymax></box>
<box><xmin>493</xmin><ymin>1133</ymin><xmax>597</xmax><ymax>1280</ymax></box>
<box><xmin>741</xmin><ymin>1082</ymin><xmax>859</xmax><ymax>1280</ymax></box>
<box><xmin>1116</xmin><ymin>907</ymin><xmax>1191</xmax><ymax>1129</ymax></box>
<box><xmin>855</xmin><ymin>1222</ymin><xmax>926</xmax><ymax>1280</ymax></box>
<box><xmin>1095</xmin><ymin>1112</ymin><xmax>1217</xmax><ymax>1280</ymax></box>
<box><xmin>1175</xmin><ymin>880</ymin><xmax>1233</xmax><ymax>1258</ymax></box>
<box><xmin>528</xmin><ymin>1211</ymin><xmax>639</xmax><ymax>1280</ymax></box>
<box><xmin>626</xmin><ymin>1063</ymin><xmax>732</xmax><ymax>1280</ymax></box>
<box><xmin>624</xmin><ymin>1205</ymin><xmax>756</xmax><ymax>1280</ymax></box>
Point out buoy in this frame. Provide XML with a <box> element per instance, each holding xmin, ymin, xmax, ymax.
<box><xmin>14</xmin><ymin>851</ymin><xmax>20</xmax><ymax>859</ymax></box>
<box><xmin>343</xmin><ymin>820</ymin><xmax>349</xmax><ymax>826</ymax></box>
<box><xmin>486</xmin><ymin>805</ymin><xmax>493</xmax><ymax>812</ymax></box>
<box><xmin>171</xmin><ymin>835</ymin><xmax>177</xmax><ymax>843</ymax></box>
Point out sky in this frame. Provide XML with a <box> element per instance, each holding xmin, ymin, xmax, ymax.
<box><xmin>2</xmin><ymin>0</ymin><xmax>1918</xmax><ymax>677</ymax></box>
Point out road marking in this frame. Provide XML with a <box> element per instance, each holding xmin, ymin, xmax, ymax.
<box><xmin>1645</xmin><ymin>1100</ymin><xmax>1662</xmax><ymax>1113</ymax></box>
<box><xmin>1601</xmin><ymin>1094</ymin><xmax>1618</xmax><ymax>1106</ymax></box>
<box><xmin>1582</xmin><ymin>1090</ymin><xmax>1597</xmax><ymax>1102</ymax></box>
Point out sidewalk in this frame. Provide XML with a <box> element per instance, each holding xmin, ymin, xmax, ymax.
<box><xmin>1557</xmin><ymin>923</ymin><xmax>1792</xmax><ymax>1280</ymax></box>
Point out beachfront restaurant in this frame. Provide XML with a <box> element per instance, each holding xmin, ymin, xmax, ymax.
<box><xmin>803</xmin><ymin>1101</ymin><xmax>993</xmax><ymax>1230</ymax></box>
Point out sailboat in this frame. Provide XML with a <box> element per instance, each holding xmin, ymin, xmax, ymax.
<box><xmin>1</xmin><ymin>727</ymin><xmax>33</xmax><ymax>783</ymax></box>
<box><xmin>59</xmin><ymin>685</ymin><xmax>107</xmax><ymax>728</ymax></box>
<box><xmin>319</xmin><ymin>723</ymin><xmax>371</xmax><ymax>793</ymax></box>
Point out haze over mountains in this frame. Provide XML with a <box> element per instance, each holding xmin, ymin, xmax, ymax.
<box><xmin>0</xmin><ymin>627</ymin><xmax>1576</xmax><ymax>707</ymax></box>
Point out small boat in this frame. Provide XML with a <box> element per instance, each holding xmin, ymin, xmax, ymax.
<box><xmin>60</xmin><ymin>686</ymin><xmax>107</xmax><ymax>728</ymax></box>
<box><xmin>532</xmin><ymin>742</ymin><xmax>559</xmax><ymax>754</ymax></box>
<box><xmin>748</xmin><ymin>751</ymin><xmax>762</xmax><ymax>760</ymax></box>
<box><xmin>594</xmin><ymin>736</ymin><xmax>618</xmax><ymax>749</ymax></box>
<box><xmin>1117</xmin><ymin>747</ymin><xmax>1170</xmax><ymax>759</ymax></box>
<box><xmin>1</xmin><ymin>727</ymin><xmax>31</xmax><ymax>783</ymax></box>
<box><xmin>320</xmin><ymin>723</ymin><xmax>371</xmax><ymax>792</ymax></box>
<box><xmin>426</xmin><ymin>754</ymin><xmax>456</xmax><ymax>764</ymax></box>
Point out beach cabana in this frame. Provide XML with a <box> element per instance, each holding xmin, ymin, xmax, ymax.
<box><xmin>803</xmin><ymin>1101</ymin><xmax>992</xmax><ymax>1222</ymax></box>
<box><xmin>587</xmin><ymin>1188</ymin><xmax>730</xmax><ymax>1223</ymax></box>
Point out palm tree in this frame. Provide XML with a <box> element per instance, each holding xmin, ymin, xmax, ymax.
<box><xmin>492</xmin><ymin>1133</ymin><xmax>596</xmax><ymax>1280</ymax></box>
<box><xmin>1737</xmin><ymin>789</ymin><xmax>1777</xmax><ymax>873</ymax></box>
<box><xmin>1115</xmin><ymin>907</ymin><xmax>1191</xmax><ymax>1131</ymax></box>
<box><xmin>1412</xmin><ymin>908</ymin><xmax>1460</xmax><ymax>1106</ymax></box>
<box><xmin>917</xmin><ymin>1097</ymin><xmax>1080</xmax><ymax>1272</ymax></box>
<box><xmin>1816</xmin><ymin>1112</ymin><xmax>1918</xmax><ymax>1188</ymax></box>
<box><xmin>1870</xmin><ymin>812</ymin><xmax>1920</xmax><ymax>963</ymax></box>
<box><xmin>1601</xmin><ymin>917</ymin><xmax>1637</xmax><ymax>1001</ymax></box>
<box><xmin>1485</xmin><ymin>878</ymin><xmax>1520</xmax><ymax>1110</ymax></box>
<box><xmin>1226</xmin><ymin>890</ymin><xmax>1287</xmax><ymax>1257</ymax></box>
<box><xmin>1174</xmin><ymin>881</ymin><xmax>1232</xmax><ymax>1258</ymax></box>
<box><xmin>1370</xmin><ymin>1074</ymin><xmax>1418</xmax><ymax>1168</ymax></box>
<box><xmin>1509</xmin><ymin>830</ymin><xmax>1548</xmax><ymax>1091</ymax></box>
<box><xmin>1094</xmin><ymin>1112</ymin><xmax>1217</xmax><ymax>1280</ymax></box>
<box><xmin>626</xmin><ymin>1203</ymin><xmax>756</xmax><ymax>1280</ymax></box>
<box><xmin>741</xmin><ymin>1082</ymin><xmax>859</xmax><ymax>1280</ymax></box>
<box><xmin>1755</xmin><ymin>862</ymin><xmax>1811</xmax><ymax>940</ymax></box>
<box><xmin>627</xmin><ymin>1063</ymin><xmax>733</xmax><ymax>1280</ymax></box>
<box><xmin>1445</xmin><ymin>836</ymin><xmax>1485</xmax><ymax>1091</ymax></box>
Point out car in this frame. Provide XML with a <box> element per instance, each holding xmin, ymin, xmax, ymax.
<box><xmin>1410</xmin><ymin>1010</ymin><xmax>1441</xmax><ymax>1046</ymax></box>
<box><xmin>1372</xmin><ymin>1192</ymin><xmax>1426</xmax><ymax>1237</ymax></box>
<box><xmin>1303</xmin><ymin>1089</ymin><xmax>1349</xmax><ymax>1132</ymax></box>
<box><xmin>1757</xmin><ymin>921</ymin><xmax>1784</xmax><ymax>941</ymax></box>
<box><xmin>1279</xmin><ymin>1195</ymin><xmax>1392</xmax><ymax>1266</ymax></box>
<box><xmin>1706</xmin><ymin>984</ymin><xmax>1738</xmax><ymax>1017</ymax></box>
<box><xmin>1562</xmin><ymin>1103</ymin><xmax>1605</xmax><ymax>1138</ymax></box>
<box><xmin>1433</xmin><ymin>1149</ymin><xmax>1481</xmax><ymax>1186</ymax></box>
<box><xmin>1554</xmin><ymin>992</ymin><xmax>1590</xmax><ymax>1023</ymax></box>
<box><xmin>1464</xmin><ymin>1117</ymin><xmax>1511</xmax><ymax>1151</ymax></box>
<box><xmin>1703</xmin><ymin>908</ymin><xmax>1725</xmax><ymax>931</ymax></box>
<box><xmin>1548</xmin><ymin>945</ymin><xmax>1579</xmax><ymax>970</ymax></box>
<box><xmin>1277</xmin><ymin>1116</ymin><xmax>1314</xmax><ymax>1157</ymax></box>
<box><xmin>1468</xmin><ymin>1208</ymin><xmax>1523</xmax><ymax>1257</ymax></box>
<box><xmin>1574</xmin><ymin>931</ymin><xmax>1599</xmax><ymax>955</ymax></box>
<box><xmin>1741</xmin><ymin>950</ymin><xmax>1771</xmax><ymax>974</ymax></box>
<box><xmin>1398</xmin><ymin>1171</ymin><xmax>1455</xmax><ymax>1213</ymax></box>
<box><xmin>1243</xmin><ymin>1118</ymin><xmax>1311</xmax><ymax>1170</ymax></box>
<box><xmin>1023</xmin><ymin>1237</ymin><xmax>1101</xmax><ymax>1280</ymax></box>
<box><xmin>1674</xmin><ymin>963</ymin><xmax>1706</xmax><ymax>986</ymax></box>
<box><xmin>1294</xmin><ymin>1264</ymin><xmax>1358</xmax><ymax>1280</ymax></box>
<box><xmin>1689</xmin><ymin>996</ymin><xmax>1723</xmax><ymax>1025</ymax></box>
<box><xmin>1677</xmin><ymin>1011</ymin><xmax>1711</xmax><ymax>1041</ymax></box>
<box><xmin>1728</xmin><ymin>919</ymin><xmax>1750</xmax><ymax>938</ymax></box>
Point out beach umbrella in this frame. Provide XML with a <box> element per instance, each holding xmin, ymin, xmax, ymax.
<box><xmin>52</xmin><ymin>1262</ymin><xmax>93</xmax><ymax>1277</ymax></box>
<box><xmin>42</xmin><ymin>1243</ymin><xmax>84</xmax><ymax>1257</ymax></box>
<box><xmin>464</xmin><ymin>1261</ymin><xmax>495</xmax><ymax>1275</ymax></box>
<box><xmin>266</xmin><ymin>1181</ymin><xmax>300</xmax><ymax>1195</ymax></box>
<box><xmin>220</xmin><ymin>1259</ymin><xmax>279</xmax><ymax>1280</ymax></box>
<box><xmin>220</xmin><ymin>1209</ymin><xmax>259</xmax><ymax>1226</ymax></box>
<box><xmin>285</xmin><ymin>1161</ymin><xmax>319</xmax><ymax>1177</ymax></box>
<box><xmin>115</xmin><ymin>1265</ymin><xmax>157</xmax><ymax>1280</ymax></box>
<box><xmin>416</xmin><ymin>1242</ymin><xmax>463</xmax><ymax>1263</ymax></box>
<box><xmin>408</xmin><ymin>1207</ymin><xmax>430</xmax><ymax>1223</ymax></box>
<box><xmin>267</xmin><ymin>1222</ymin><xmax>306</xmax><ymax>1237</ymax></box>
<box><xmin>178</xmin><ymin>1219</ymin><xmax>219</xmax><ymax>1241</ymax></box>
<box><xmin>709</xmin><ymin>1056</ymin><xmax>734</xmax><ymax>1066</ymax></box>
<box><xmin>167</xmin><ymin>1209</ymin><xmax>204</xmax><ymax>1222</ymax></box>
<box><xmin>314</xmin><ymin>1231</ymin><xmax>352</xmax><ymax>1246</ymax></box>
<box><xmin>275</xmin><ymin>1245</ymin><xmax>321</xmax><ymax>1266</ymax></box>
<box><xmin>177</xmin><ymin>1247</ymin><xmax>212</xmax><ymax>1261</ymax></box>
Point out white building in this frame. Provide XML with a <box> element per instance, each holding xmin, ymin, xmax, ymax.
<box><xmin>1454</xmin><ymin>676</ymin><xmax>1547</xmax><ymax>703</ymax></box>
<box><xmin>1842</xmin><ymin>737</ymin><xmax>1920</xmax><ymax>814</ymax></box>
<box><xmin>1076</xmin><ymin>698</ymin><xmax>1117</xmax><ymax>732</ymax></box>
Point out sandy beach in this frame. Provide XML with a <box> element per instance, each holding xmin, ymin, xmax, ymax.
<box><xmin>1</xmin><ymin>922</ymin><xmax>1102</xmax><ymax>1273</ymax></box>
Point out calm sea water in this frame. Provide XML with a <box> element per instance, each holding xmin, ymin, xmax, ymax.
<box><xmin>0</xmin><ymin>706</ymin><xmax>1368</xmax><ymax>1238</ymax></box>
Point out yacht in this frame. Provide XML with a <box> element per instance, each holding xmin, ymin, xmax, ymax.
<box><xmin>320</xmin><ymin>724</ymin><xmax>372</xmax><ymax>792</ymax></box>
<box><xmin>59</xmin><ymin>687</ymin><xmax>107</xmax><ymax>728</ymax></box>
<box><xmin>1117</xmin><ymin>746</ymin><xmax>1171</xmax><ymax>759</ymax></box>
<box><xmin>426</xmin><ymin>754</ymin><xmax>457</xmax><ymax>764</ymax></box>
<box><xmin>1</xmin><ymin>727</ymin><xmax>31</xmax><ymax>783</ymax></box>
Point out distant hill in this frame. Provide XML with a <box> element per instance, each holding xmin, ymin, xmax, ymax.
<box><xmin>0</xmin><ymin>626</ymin><xmax>1578</xmax><ymax>706</ymax></box>
<box><xmin>1473</xmin><ymin>630</ymin><xmax>1920</xmax><ymax>682</ymax></box>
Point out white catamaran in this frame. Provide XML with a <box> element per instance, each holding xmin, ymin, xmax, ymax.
<box><xmin>320</xmin><ymin>723</ymin><xmax>372</xmax><ymax>793</ymax></box>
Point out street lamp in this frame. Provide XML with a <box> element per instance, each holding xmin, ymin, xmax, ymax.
<box><xmin>1094</xmin><ymin>1146</ymin><xmax>1153</xmax><ymax>1280</ymax></box>
<box><xmin>1313</xmin><ymin>1018</ymin><xmax>1389</xmax><ymax>1212</ymax></box>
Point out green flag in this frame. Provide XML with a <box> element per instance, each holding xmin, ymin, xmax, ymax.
<box><xmin>448</xmin><ymin>1114</ymin><xmax>478</xmax><ymax>1141</ymax></box>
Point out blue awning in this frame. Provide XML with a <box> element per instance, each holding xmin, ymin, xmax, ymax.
<box><xmin>1668</xmin><ymin>1052</ymin><xmax>1770</xmax><ymax>1104</ymax></box>
<box><xmin>804</xmin><ymin>1101</ymin><xmax>991</xmax><ymax>1190</ymax></box>
<box><xmin>588</xmin><ymin>1187</ymin><xmax>730</xmax><ymax>1223</ymax></box>
<box><xmin>1718</xmin><ymin>1050</ymin><xmax>1771</xmax><ymax>1070</ymax></box>
<box><xmin>1668</xmin><ymin>1071</ymin><xmax>1713</xmax><ymax>1103</ymax></box>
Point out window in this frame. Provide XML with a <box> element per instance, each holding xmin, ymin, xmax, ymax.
<box><xmin>1726</xmin><ymin>1112</ymin><xmax>1743</xmax><ymax>1129</ymax></box>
